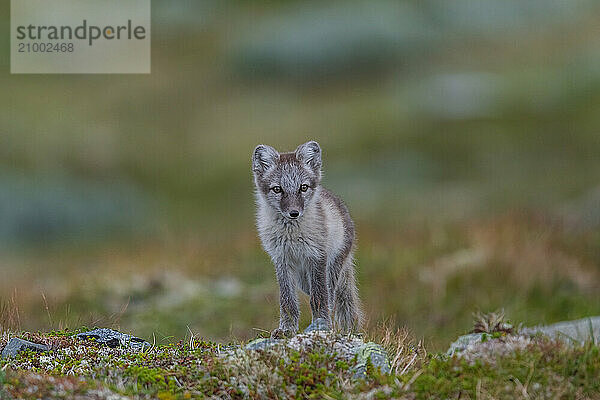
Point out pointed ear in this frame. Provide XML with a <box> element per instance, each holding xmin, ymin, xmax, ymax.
<box><xmin>295</xmin><ymin>141</ymin><xmax>322</xmax><ymax>175</ymax></box>
<box><xmin>252</xmin><ymin>144</ymin><xmax>279</xmax><ymax>174</ymax></box>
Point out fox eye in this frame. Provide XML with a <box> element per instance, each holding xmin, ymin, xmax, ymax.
<box><xmin>300</xmin><ymin>184</ymin><xmax>309</xmax><ymax>192</ymax></box>
<box><xmin>271</xmin><ymin>186</ymin><xmax>282</xmax><ymax>193</ymax></box>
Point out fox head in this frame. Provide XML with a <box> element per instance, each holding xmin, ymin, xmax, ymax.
<box><xmin>252</xmin><ymin>141</ymin><xmax>322</xmax><ymax>220</ymax></box>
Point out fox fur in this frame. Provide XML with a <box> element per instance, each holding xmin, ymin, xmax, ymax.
<box><xmin>252</xmin><ymin>140</ymin><xmax>362</xmax><ymax>338</ymax></box>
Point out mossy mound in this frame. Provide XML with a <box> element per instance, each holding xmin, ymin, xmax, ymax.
<box><xmin>2</xmin><ymin>322</ymin><xmax>600</xmax><ymax>399</ymax></box>
<box><xmin>0</xmin><ymin>329</ymin><xmax>393</xmax><ymax>399</ymax></box>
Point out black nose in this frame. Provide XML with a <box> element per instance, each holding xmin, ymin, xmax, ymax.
<box><xmin>289</xmin><ymin>210</ymin><xmax>299</xmax><ymax>218</ymax></box>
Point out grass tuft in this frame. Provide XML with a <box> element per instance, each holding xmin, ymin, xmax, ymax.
<box><xmin>472</xmin><ymin>309</ymin><xmax>514</xmax><ymax>335</ymax></box>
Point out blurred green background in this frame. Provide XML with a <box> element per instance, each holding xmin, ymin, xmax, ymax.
<box><xmin>1</xmin><ymin>0</ymin><xmax>600</xmax><ymax>351</ymax></box>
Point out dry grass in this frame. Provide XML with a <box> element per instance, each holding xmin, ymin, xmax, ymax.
<box><xmin>364</xmin><ymin>318</ymin><xmax>426</xmax><ymax>376</ymax></box>
<box><xmin>0</xmin><ymin>290</ymin><xmax>21</xmax><ymax>334</ymax></box>
<box><xmin>472</xmin><ymin>309</ymin><xmax>514</xmax><ymax>334</ymax></box>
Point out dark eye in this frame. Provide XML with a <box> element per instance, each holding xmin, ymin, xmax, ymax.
<box><xmin>300</xmin><ymin>184</ymin><xmax>309</xmax><ymax>192</ymax></box>
<box><xmin>271</xmin><ymin>186</ymin><xmax>282</xmax><ymax>193</ymax></box>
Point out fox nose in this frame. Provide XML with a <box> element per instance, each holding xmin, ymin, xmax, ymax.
<box><xmin>289</xmin><ymin>210</ymin><xmax>300</xmax><ymax>219</ymax></box>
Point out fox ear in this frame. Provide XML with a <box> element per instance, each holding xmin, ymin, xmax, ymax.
<box><xmin>295</xmin><ymin>141</ymin><xmax>322</xmax><ymax>175</ymax></box>
<box><xmin>253</xmin><ymin>144</ymin><xmax>279</xmax><ymax>173</ymax></box>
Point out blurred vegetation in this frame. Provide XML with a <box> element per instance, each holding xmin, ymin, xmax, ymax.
<box><xmin>1</xmin><ymin>0</ymin><xmax>600</xmax><ymax>351</ymax></box>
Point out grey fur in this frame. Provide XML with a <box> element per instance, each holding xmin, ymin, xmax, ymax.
<box><xmin>252</xmin><ymin>141</ymin><xmax>363</xmax><ymax>338</ymax></box>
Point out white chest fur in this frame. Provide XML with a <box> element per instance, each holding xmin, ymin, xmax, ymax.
<box><xmin>256</xmin><ymin>201</ymin><xmax>325</xmax><ymax>267</ymax></box>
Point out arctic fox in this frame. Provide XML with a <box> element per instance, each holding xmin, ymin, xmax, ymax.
<box><xmin>252</xmin><ymin>141</ymin><xmax>362</xmax><ymax>338</ymax></box>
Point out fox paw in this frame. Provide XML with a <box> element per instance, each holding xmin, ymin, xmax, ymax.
<box><xmin>304</xmin><ymin>318</ymin><xmax>331</xmax><ymax>333</ymax></box>
<box><xmin>271</xmin><ymin>328</ymin><xmax>296</xmax><ymax>339</ymax></box>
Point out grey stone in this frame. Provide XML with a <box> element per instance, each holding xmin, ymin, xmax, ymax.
<box><xmin>352</xmin><ymin>342</ymin><xmax>391</xmax><ymax>379</ymax></box>
<box><xmin>1</xmin><ymin>338</ymin><xmax>49</xmax><ymax>359</ymax></box>
<box><xmin>244</xmin><ymin>337</ymin><xmax>283</xmax><ymax>351</ymax></box>
<box><xmin>76</xmin><ymin>328</ymin><xmax>151</xmax><ymax>351</ymax></box>
<box><xmin>304</xmin><ymin>318</ymin><xmax>330</xmax><ymax>333</ymax></box>
<box><xmin>448</xmin><ymin>316</ymin><xmax>600</xmax><ymax>357</ymax></box>
<box><xmin>447</xmin><ymin>333</ymin><xmax>484</xmax><ymax>356</ymax></box>
<box><xmin>521</xmin><ymin>316</ymin><xmax>600</xmax><ymax>345</ymax></box>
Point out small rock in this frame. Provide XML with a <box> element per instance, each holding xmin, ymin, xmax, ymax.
<box><xmin>447</xmin><ymin>316</ymin><xmax>600</xmax><ymax>358</ymax></box>
<box><xmin>447</xmin><ymin>333</ymin><xmax>484</xmax><ymax>356</ymax></box>
<box><xmin>521</xmin><ymin>316</ymin><xmax>600</xmax><ymax>345</ymax></box>
<box><xmin>1</xmin><ymin>338</ymin><xmax>49</xmax><ymax>359</ymax></box>
<box><xmin>245</xmin><ymin>338</ymin><xmax>283</xmax><ymax>351</ymax></box>
<box><xmin>304</xmin><ymin>318</ymin><xmax>330</xmax><ymax>333</ymax></box>
<box><xmin>76</xmin><ymin>328</ymin><xmax>151</xmax><ymax>351</ymax></box>
<box><xmin>353</xmin><ymin>342</ymin><xmax>391</xmax><ymax>378</ymax></box>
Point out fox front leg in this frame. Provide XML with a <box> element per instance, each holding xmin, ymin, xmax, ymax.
<box><xmin>271</xmin><ymin>262</ymin><xmax>299</xmax><ymax>339</ymax></box>
<box><xmin>305</xmin><ymin>257</ymin><xmax>331</xmax><ymax>332</ymax></box>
